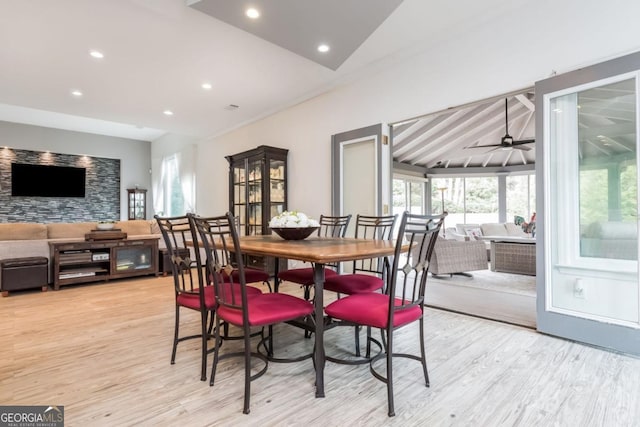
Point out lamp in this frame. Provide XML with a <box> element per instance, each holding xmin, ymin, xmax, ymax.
<box><xmin>437</xmin><ymin>187</ymin><xmax>447</xmax><ymax>236</ymax></box>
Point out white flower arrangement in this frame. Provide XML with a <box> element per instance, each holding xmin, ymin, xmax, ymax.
<box><xmin>269</xmin><ymin>211</ymin><xmax>319</xmax><ymax>228</ymax></box>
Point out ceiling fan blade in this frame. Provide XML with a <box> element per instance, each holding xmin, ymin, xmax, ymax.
<box><xmin>514</xmin><ymin>145</ymin><xmax>532</xmax><ymax>151</ymax></box>
<box><xmin>512</xmin><ymin>139</ymin><xmax>535</xmax><ymax>145</ymax></box>
<box><xmin>463</xmin><ymin>143</ymin><xmax>502</xmax><ymax>149</ymax></box>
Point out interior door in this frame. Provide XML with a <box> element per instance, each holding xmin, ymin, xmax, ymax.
<box><xmin>536</xmin><ymin>51</ymin><xmax>640</xmax><ymax>355</ymax></box>
<box><xmin>331</xmin><ymin>124</ymin><xmax>391</xmax><ymax>238</ymax></box>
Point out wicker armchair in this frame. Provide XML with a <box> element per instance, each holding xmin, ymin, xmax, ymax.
<box><xmin>430</xmin><ymin>238</ymin><xmax>488</xmax><ymax>276</ymax></box>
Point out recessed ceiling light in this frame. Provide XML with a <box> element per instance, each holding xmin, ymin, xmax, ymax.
<box><xmin>201</xmin><ymin>82</ymin><xmax>212</xmax><ymax>90</ymax></box>
<box><xmin>246</xmin><ymin>8</ymin><xmax>260</xmax><ymax>19</ymax></box>
<box><xmin>163</xmin><ymin>110</ymin><xmax>174</xmax><ymax>116</ymax></box>
<box><xmin>71</xmin><ymin>90</ymin><xmax>83</xmax><ymax>97</ymax></box>
<box><xmin>317</xmin><ymin>44</ymin><xmax>330</xmax><ymax>53</ymax></box>
<box><xmin>89</xmin><ymin>50</ymin><xmax>104</xmax><ymax>59</ymax></box>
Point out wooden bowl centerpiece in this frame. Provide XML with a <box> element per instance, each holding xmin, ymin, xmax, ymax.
<box><xmin>269</xmin><ymin>211</ymin><xmax>320</xmax><ymax>241</ymax></box>
<box><xmin>270</xmin><ymin>226</ymin><xmax>319</xmax><ymax>241</ymax></box>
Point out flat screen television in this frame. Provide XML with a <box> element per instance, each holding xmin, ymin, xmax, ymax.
<box><xmin>11</xmin><ymin>163</ymin><xmax>86</xmax><ymax>197</ymax></box>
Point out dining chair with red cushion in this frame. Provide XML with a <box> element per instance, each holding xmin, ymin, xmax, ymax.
<box><xmin>190</xmin><ymin>212</ymin><xmax>314</xmax><ymax>414</ymax></box>
<box><xmin>224</xmin><ymin>215</ymin><xmax>273</xmax><ymax>292</ymax></box>
<box><xmin>155</xmin><ymin>214</ymin><xmax>214</xmax><ymax>381</ymax></box>
<box><xmin>156</xmin><ymin>214</ymin><xmax>262</xmax><ymax>382</ymax></box>
<box><xmin>323</xmin><ymin>214</ymin><xmax>397</xmax><ymax>359</ymax></box>
<box><xmin>276</xmin><ymin>214</ymin><xmax>352</xmax><ymax>300</ymax></box>
<box><xmin>324</xmin><ymin>211</ymin><xmax>445</xmax><ymax>417</ymax></box>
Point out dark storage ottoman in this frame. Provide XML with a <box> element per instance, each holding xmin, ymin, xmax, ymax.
<box><xmin>1</xmin><ymin>257</ymin><xmax>49</xmax><ymax>297</ymax></box>
<box><xmin>158</xmin><ymin>248</ymin><xmax>191</xmax><ymax>276</ymax></box>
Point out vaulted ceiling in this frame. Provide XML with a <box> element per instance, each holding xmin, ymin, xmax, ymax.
<box><xmin>392</xmin><ymin>90</ymin><xmax>536</xmax><ymax>170</ymax></box>
<box><xmin>0</xmin><ymin>0</ymin><xmax>518</xmax><ymax>141</ymax></box>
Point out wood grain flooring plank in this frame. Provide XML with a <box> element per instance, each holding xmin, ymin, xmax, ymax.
<box><xmin>1</xmin><ymin>275</ymin><xmax>639</xmax><ymax>426</ymax></box>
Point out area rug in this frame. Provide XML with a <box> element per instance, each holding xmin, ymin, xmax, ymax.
<box><xmin>428</xmin><ymin>268</ymin><xmax>536</xmax><ymax>297</ymax></box>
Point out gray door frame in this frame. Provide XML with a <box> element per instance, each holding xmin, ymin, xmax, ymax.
<box><xmin>535</xmin><ymin>50</ymin><xmax>640</xmax><ymax>355</ymax></box>
<box><xmin>331</xmin><ymin>124</ymin><xmax>391</xmax><ymax>219</ymax></box>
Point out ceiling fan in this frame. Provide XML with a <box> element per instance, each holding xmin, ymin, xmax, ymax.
<box><xmin>464</xmin><ymin>98</ymin><xmax>535</xmax><ymax>152</ymax></box>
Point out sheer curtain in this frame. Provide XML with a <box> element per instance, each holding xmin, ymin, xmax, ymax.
<box><xmin>176</xmin><ymin>145</ymin><xmax>196</xmax><ymax>213</ymax></box>
<box><xmin>152</xmin><ymin>145</ymin><xmax>196</xmax><ymax>216</ymax></box>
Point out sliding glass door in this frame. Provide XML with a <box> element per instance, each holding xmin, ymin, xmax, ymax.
<box><xmin>537</xmin><ymin>51</ymin><xmax>640</xmax><ymax>355</ymax></box>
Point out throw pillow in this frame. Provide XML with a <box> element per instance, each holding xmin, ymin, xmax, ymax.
<box><xmin>464</xmin><ymin>227</ymin><xmax>483</xmax><ymax>240</ymax></box>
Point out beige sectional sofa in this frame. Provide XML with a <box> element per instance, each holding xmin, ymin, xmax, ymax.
<box><xmin>0</xmin><ymin>220</ymin><xmax>162</xmax><ymax>285</ymax></box>
<box><xmin>454</xmin><ymin>222</ymin><xmax>529</xmax><ymax>240</ymax></box>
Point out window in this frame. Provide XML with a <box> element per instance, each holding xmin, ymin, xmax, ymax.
<box><xmin>155</xmin><ymin>147</ymin><xmax>196</xmax><ymax>216</ymax></box>
<box><xmin>393</xmin><ymin>176</ymin><xmax>425</xmax><ymax>217</ymax></box>
<box><xmin>430</xmin><ymin>176</ymin><xmax>498</xmax><ymax>225</ymax></box>
<box><xmin>506</xmin><ymin>174</ymin><xmax>536</xmax><ymax>224</ymax></box>
<box><xmin>464</xmin><ymin>177</ymin><xmax>498</xmax><ymax>224</ymax></box>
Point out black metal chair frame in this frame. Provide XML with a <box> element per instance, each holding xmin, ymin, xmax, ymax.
<box><xmin>325</xmin><ymin>211</ymin><xmax>445</xmax><ymax>417</ymax></box>
<box><xmin>276</xmin><ymin>213</ymin><xmax>352</xmax><ymax>298</ymax></box>
<box><xmin>155</xmin><ymin>214</ymin><xmax>214</xmax><ymax>382</ymax></box>
<box><xmin>190</xmin><ymin>212</ymin><xmax>314</xmax><ymax>414</ymax></box>
<box><xmin>325</xmin><ymin>214</ymin><xmax>398</xmax><ymax>363</ymax></box>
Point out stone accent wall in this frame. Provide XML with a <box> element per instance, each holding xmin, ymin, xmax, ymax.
<box><xmin>0</xmin><ymin>148</ymin><xmax>120</xmax><ymax>223</ymax></box>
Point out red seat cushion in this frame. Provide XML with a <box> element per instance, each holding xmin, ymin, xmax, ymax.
<box><xmin>177</xmin><ymin>284</ymin><xmax>261</xmax><ymax>311</ymax></box>
<box><xmin>176</xmin><ymin>286</ymin><xmax>216</xmax><ymax>310</ymax></box>
<box><xmin>323</xmin><ymin>273</ymin><xmax>384</xmax><ymax>295</ymax></box>
<box><xmin>217</xmin><ymin>293</ymin><xmax>314</xmax><ymax>327</ymax></box>
<box><xmin>324</xmin><ymin>292</ymin><xmax>422</xmax><ymax>329</ymax></box>
<box><xmin>278</xmin><ymin>267</ymin><xmax>338</xmax><ymax>285</ymax></box>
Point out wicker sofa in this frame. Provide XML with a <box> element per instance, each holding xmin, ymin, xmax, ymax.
<box><xmin>430</xmin><ymin>237</ymin><xmax>488</xmax><ymax>276</ymax></box>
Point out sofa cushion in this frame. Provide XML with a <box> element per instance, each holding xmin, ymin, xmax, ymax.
<box><xmin>149</xmin><ymin>219</ymin><xmax>161</xmax><ymax>235</ymax></box>
<box><xmin>116</xmin><ymin>220</ymin><xmax>153</xmax><ymax>236</ymax></box>
<box><xmin>505</xmin><ymin>223</ymin><xmax>528</xmax><ymax>237</ymax></box>
<box><xmin>481</xmin><ymin>223</ymin><xmax>507</xmax><ymax>236</ymax></box>
<box><xmin>0</xmin><ymin>223</ymin><xmax>48</xmax><ymax>240</ymax></box>
<box><xmin>47</xmin><ymin>222</ymin><xmax>96</xmax><ymax>239</ymax></box>
<box><xmin>456</xmin><ymin>223</ymin><xmax>481</xmax><ymax>234</ymax></box>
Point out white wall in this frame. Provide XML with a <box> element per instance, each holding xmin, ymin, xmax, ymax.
<box><xmin>0</xmin><ymin>120</ymin><xmax>152</xmax><ymax>220</ymax></box>
<box><xmin>189</xmin><ymin>1</ymin><xmax>640</xmax><ymax>220</ymax></box>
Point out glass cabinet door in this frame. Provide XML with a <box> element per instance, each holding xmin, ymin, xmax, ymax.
<box><xmin>232</xmin><ymin>164</ymin><xmax>246</xmax><ymax>231</ymax></box>
<box><xmin>127</xmin><ymin>189</ymin><xmax>146</xmax><ymax>220</ymax></box>
<box><xmin>114</xmin><ymin>245</ymin><xmax>153</xmax><ymax>273</ymax></box>
<box><xmin>247</xmin><ymin>157</ymin><xmax>263</xmax><ymax>235</ymax></box>
<box><xmin>269</xmin><ymin>158</ymin><xmax>286</xmax><ymax>220</ymax></box>
<box><xmin>227</xmin><ymin>146</ymin><xmax>288</xmax><ymax>237</ymax></box>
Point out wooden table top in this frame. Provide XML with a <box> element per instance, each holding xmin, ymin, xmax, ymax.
<box><xmin>239</xmin><ymin>235</ymin><xmax>399</xmax><ymax>264</ymax></box>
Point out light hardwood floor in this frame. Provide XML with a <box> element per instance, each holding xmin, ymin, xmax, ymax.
<box><xmin>425</xmin><ymin>279</ymin><xmax>536</xmax><ymax>328</ymax></box>
<box><xmin>2</xmin><ymin>276</ymin><xmax>639</xmax><ymax>426</ymax></box>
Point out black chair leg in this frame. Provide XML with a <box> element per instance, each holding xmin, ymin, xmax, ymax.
<box><xmin>264</xmin><ymin>280</ymin><xmax>273</xmax><ymax>293</ymax></box>
<box><xmin>419</xmin><ymin>317</ymin><xmax>430</xmax><ymax>387</ymax></box>
<box><xmin>386</xmin><ymin>330</ymin><xmax>395</xmax><ymax>417</ymax></box>
<box><xmin>171</xmin><ymin>305</ymin><xmax>179</xmax><ymax>364</ymax></box>
<box><xmin>354</xmin><ymin>326</ymin><xmax>361</xmax><ymax>357</ymax></box>
<box><xmin>200</xmin><ymin>309</ymin><xmax>208</xmax><ymax>381</ymax></box>
<box><xmin>207</xmin><ymin>311</ymin><xmax>215</xmax><ymax>337</ymax></box>
<box><xmin>243</xmin><ymin>327</ymin><xmax>252</xmax><ymax>414</ymax></box>
<box><xmin>303</xmin><ymin>285</ymin><xmax>313</xmax><ymax>339</ymax></box>
<box><xmin>210</xmin><ymin>316</ymin><xmax>222</xmax><ymax>387</ymax></box>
